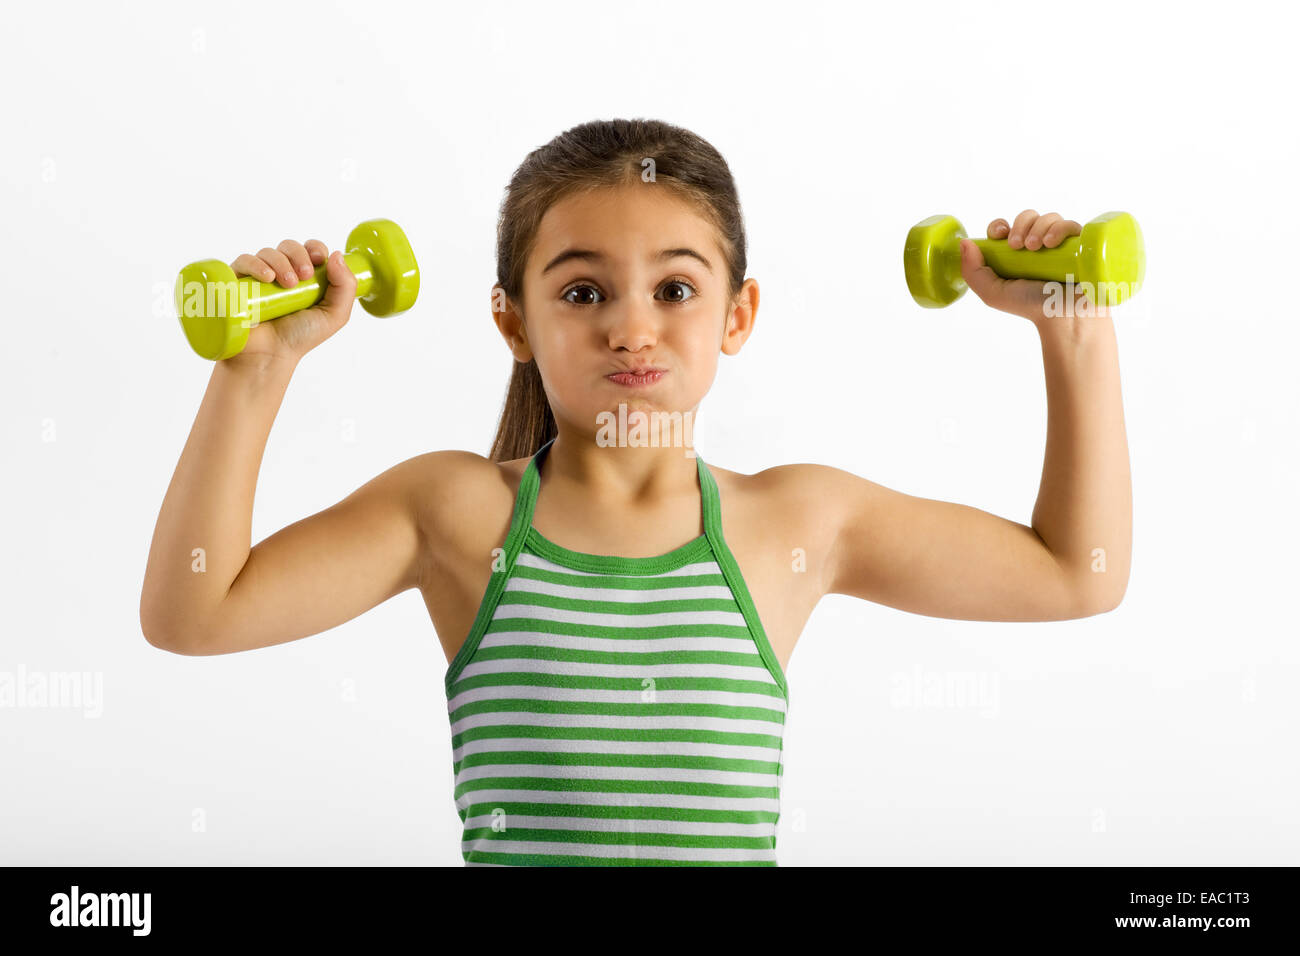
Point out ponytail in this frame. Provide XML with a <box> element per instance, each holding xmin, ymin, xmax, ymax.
<box><xmin>487</xmin><ymin>358</ymin><xmax>556</xmax><ymax>463</ymax></box>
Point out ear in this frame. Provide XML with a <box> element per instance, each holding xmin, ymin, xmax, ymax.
<box><xmin>491</xmin><ymin>284</ymin><xmax>533</xmax><ymax>362</ymax></box>
<box><xmin>721</xmin><ymin>277</ymin><xmax>759</xmax><ymax>357</ymax></box>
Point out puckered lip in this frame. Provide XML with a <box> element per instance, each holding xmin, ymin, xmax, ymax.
<box><xmin>606</xmin><ymin>364</ymin><xmax>666</xmax><ymax>375</ymax></box>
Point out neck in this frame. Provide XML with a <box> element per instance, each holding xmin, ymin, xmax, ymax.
<box><xmin>540</xmin><ymin>429</ymin><xmax>700</xmax><ymax>512</ymax></box>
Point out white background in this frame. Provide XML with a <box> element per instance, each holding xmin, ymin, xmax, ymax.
<box><xmin>2</xmin><ymin>0</ymin><xmax>1296</xmax><ymax>866</ymax></box>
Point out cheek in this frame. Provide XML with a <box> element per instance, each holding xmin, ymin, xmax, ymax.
<box><xmin>529</xmin><ymin>312</ymin><xmax>584</xmax><ymax>356</ymax></box>
<box><xmin>679</xmin><ymin>314</ymin><xmax>724</xmax><ymax>353</ymax></box>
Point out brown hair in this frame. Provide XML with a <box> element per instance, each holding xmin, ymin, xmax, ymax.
<box><xmin>487</xmin><ymin>118</ymin><xmax>748</xmax><ymax>462</ymax></box>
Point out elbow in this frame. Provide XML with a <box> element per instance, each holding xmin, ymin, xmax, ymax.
<box><xmin>139</xmin><ymin>589</ymin><xmax>171</xmax><ymax>651</ymax></box>
<box><xmin>140</xmin><ymin>600</ymin><xmax>175</xmax><ymax>653</ymax></box>
<box><xmin>143</xmin><ymin>631</ymin><xmax>207</xmax><ymax>656</ymax></box>
<box><xmin>1072</xmin><ymin>580</ymin><xmax>1129</xmax><ymax>618</ymax></box>
<box><xmin>140</xmin><ymin>620</ymin><xmax>187</xmax><ymax>655</ymax></box>
<box><xmin>139</xmin><ymin>602</ymin><xmax>168</xmax><ymax>651</ymax></box>
<box><xmin>1084</xmin><ymin>594</ymin><xmax>1125</xmax><ymax>617</ymax></box>
<box><xmin>139</xmin><ymin>607</ymin><xmax>206</xmax><ymax>656</ymax></box>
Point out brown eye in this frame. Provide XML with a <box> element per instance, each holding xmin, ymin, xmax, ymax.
<box><xmin>562</xmin><ymin>284</ymin><xmax>603</xmax><ymax>306</ymax></box>
<box><xmin>658</xmin><ymin>280</ymin><xmax>697</xmax><ymax>303</ymax></box>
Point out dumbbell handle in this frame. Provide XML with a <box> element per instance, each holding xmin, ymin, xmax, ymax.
<box><xmin>235</xmin><ymin>250</ymin><xmax>378</xmax><ymax>325</ymax></box>
<box><xmin>967</xmin><ymin>234</ymin><xmax>1089</xmax><ymax>282</ymax></box>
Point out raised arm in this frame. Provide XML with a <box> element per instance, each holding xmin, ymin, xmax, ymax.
<box><xmin>140</xmin><ymin>233</ymin><xmax>432</xmax><ymax>654</ymax></box>
<box><xmin>820</xmin><ymin>210</ymin><xmax>1132</xmax><ymax>621</ymax></box>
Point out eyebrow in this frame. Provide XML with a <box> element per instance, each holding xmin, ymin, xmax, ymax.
<box><xmin>539</xmin><ymin>247</ymin><xmax>714</xmax><ymax>277</ymax></box>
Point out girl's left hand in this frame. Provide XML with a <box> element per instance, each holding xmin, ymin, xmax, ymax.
<box><xmin>958</xmin><ymin>209</ymin><xmax>1110</xmax><ymax>324</ymax></box>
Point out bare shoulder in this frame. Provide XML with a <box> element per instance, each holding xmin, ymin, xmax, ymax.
<box><xmin>396</xmin><ymin>449</ymin><xmax>530</xmax><ymax>584</ymax></box>
<box><xmin>398</xmin><ymin>448</ymin><xmax>520</xmax><ymax>539</ymax></box>
<box><xmin>708</xmin><ymin>458</ymin><xmax>848</xmax><ymax>507</ymax></box>
<box><xmin>704</xmin><ymin>459</ymin><xmax>847</xmax><ymax>596</ymax></box>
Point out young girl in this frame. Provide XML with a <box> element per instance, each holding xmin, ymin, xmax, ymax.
<box><xmin>141</xmin><ymin>118</ymin><xmax>1132</xmax><ymax>866</ymax></box>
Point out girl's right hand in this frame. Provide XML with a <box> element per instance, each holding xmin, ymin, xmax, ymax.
<box><xmin>225</xmin><ymin>238</ymin><xmax>359</xmax><ymax>370</ymax></box>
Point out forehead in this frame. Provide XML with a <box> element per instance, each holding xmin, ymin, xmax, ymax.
<box><xmin>531</xmin><ymin>184</ymin><xmax>719</xmax><ymax>265</ymax></box>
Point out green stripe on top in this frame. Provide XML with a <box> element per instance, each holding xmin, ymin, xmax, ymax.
<box><xmin>445</xmin><ymin>437</ymin><xmax>790</xmax><ymax>866</ymax></box>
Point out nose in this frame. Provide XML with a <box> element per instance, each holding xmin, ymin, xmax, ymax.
<box><xmin>605</xmin><ymin>295</ymin><xmax>660</xmax><ymax>351</ymax></box>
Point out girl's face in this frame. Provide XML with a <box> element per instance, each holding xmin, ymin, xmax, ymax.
<box><xmin>495</xmin><ymin>182</ymin><xmax>758</xmax><ymax>444</ymax></box>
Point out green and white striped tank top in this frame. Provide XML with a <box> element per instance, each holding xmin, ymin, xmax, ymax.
<box><xmin>444</xmin><ymin>436</ymin><xmax>790</xmax><ymax>866</ymax></box>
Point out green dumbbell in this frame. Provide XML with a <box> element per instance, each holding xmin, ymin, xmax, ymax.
<box><xmin>903</xmin><ymin>211</ymin><xmax>1145</xmax><ymax>309</ymax></box>
<box><xmin>174</xmin><ymin>218</ymin><xmax>420</xmax><ymax>360</ymax></box>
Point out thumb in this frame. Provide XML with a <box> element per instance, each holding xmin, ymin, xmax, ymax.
<box><xmin>959</xmin><ymin>238</ymin><xmax>1004</xmax><ymax>302</ymax></box>
<box><xmin>317</xmin><ymin>250</ymin><xmax>358</xmax><ymax>321</ymax></box>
